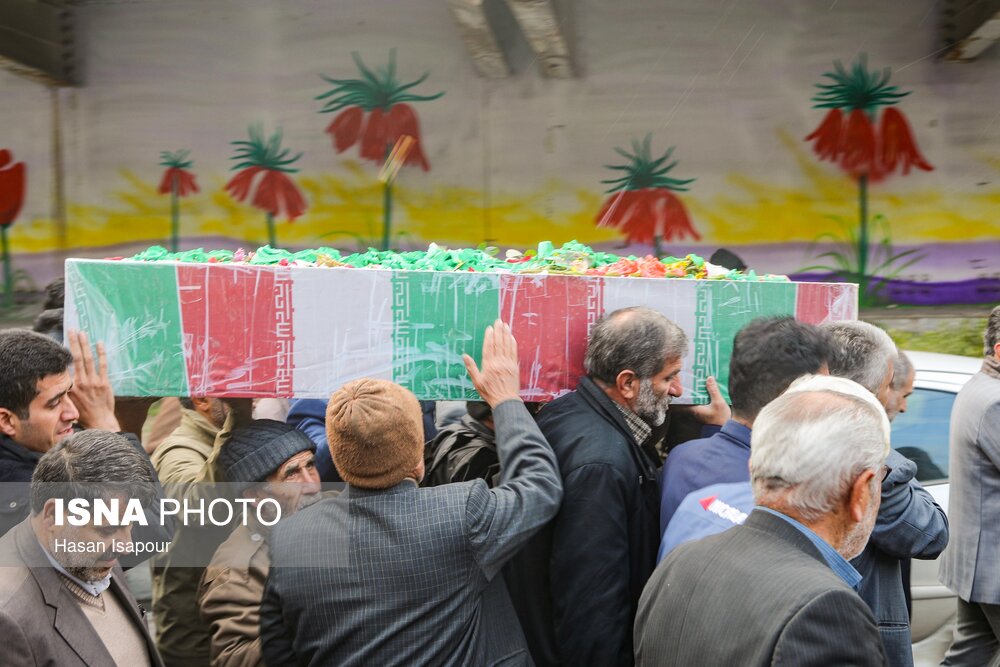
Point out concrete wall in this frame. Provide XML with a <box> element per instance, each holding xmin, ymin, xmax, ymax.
<box><xmin>1</xmin><ymin>0</ymin><xmax>998</xmax><ymax>303</ymax></box>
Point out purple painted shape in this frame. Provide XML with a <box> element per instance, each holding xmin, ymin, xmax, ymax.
<box><xmin>792</xmin><ymin>273</ymin><xmax>1000</xmax><ymax>306</ymax></box>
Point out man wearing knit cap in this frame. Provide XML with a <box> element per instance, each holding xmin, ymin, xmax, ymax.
<box><xmin>198</xmin><ymin>420</ymin><xmax>320</xmax><ymax>667</ymax></box>
<box><xmin>260</xmin><ymin>320</ymin><xmax>563</xmax><ymax>666</ymax></box>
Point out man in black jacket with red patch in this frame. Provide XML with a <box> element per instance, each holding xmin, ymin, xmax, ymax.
<box><xmin>506</xmin><ymin>306</ymin><xmax>724</xmax><ymax>667</ymax></box>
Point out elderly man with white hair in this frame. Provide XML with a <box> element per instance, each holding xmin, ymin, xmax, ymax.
<box><xmin>821</xmin><ymin>320</ymin><xmax>948</xmax><ymax>667</ymax></box>
<box><xmin>635</xmin><ymin>375</ymin><xmax>889</xmax><ymax>666</ymax></box>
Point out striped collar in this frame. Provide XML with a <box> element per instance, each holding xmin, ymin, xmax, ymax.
<box><xmin>614</xmin><ymin>402</ymin><xmax>652</xmax><ymax>446</ymax></box>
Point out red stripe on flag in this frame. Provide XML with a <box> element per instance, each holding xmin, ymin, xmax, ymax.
<box><xmin>500</xmin><ymin>274</ymin><xmax>604</xmax><ymax>401</ymax></box>
<box><xmin>794</xmin><ymin>283</ymin><xmax>858</xmax><ymax>325</ymax></box>
<box><xmin>177</xmin><ymin>264</ymin><xmax>289</xmax><ymax>396</ymax></box>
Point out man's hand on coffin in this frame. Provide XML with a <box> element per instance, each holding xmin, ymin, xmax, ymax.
<box><xmin>463</xmin><ymin>319</ymin><xmax>522</xmax><ymax>409</ymax></box>
<box><xmin>67</xmin><ymin>329</ymin><xmax>122</xmax><ymax>432</ymax></box>
<box><xmin>671</xmin><ymin>376</ymin><xmax>731</xmax><ymax>426</ymax></box>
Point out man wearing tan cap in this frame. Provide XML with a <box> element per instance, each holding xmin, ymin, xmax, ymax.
<box><xmin>260</xmin><ymin>320</ymin><xmax>562</xmax><ymax>666</ymax></box>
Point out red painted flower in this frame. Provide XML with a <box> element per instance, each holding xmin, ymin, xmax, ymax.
<box><xmin>839</xmin><ymin>109</ymin><xmax>880</xmax><ymax>179</ymax></box>
<box><xmin>804</xmin><ymin>108</ymin><xmax>843</xmax><ymax>164</ymax></box>
<box><xmin>805</xmin><ymin>54</ymin><xmax>932</xmax><ymax>179</ymax></box>
<box><xmin>0</xmin><ymin>149</ymin><xmax>26</xmax><ymax>227</ymax></box>
<box><xmin>157</xmin><ymin>150</ymin><xmax>199</xmax><ymax>197</ymax></box>
<box><xmin>596</xmin><ymin>136</ymin><xmax>700</xmax><ymax>248</ymax></box>
<box><xmin>317</xmin><ymin>50</ymin><xmax>443</xmax><ymax>171</ymax></box>
<box><xmin>879</xmin><ymin>107</ymin><xmax>933</xmax><ymax>175</ymax></box>
<box><xmin>225</xmin><ymin>126</ymin><xmax>307</xmax><ymax>222</ymax></box>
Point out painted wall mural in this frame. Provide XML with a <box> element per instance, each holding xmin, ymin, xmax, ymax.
<box><xmin>318</xmin><ymin>50</ymin><xmax>443</xmax><ymax>250</ymax></box>
<box><xmin>0</xmin><ymin>0</ymin><xmax>998</xmax><ymax>307</ymax></box>
<box><xmin>0</xmin><ymin>149</ymin><xmax>26</xmax><ymax>306</ymax></box>
<box><xmin>224</xmin><ymin>126</ymin><xmax>308</xmax><ymax>247</ymax></box>
<box><xmin>803</xmin><ymin>54</ymin><xmax>934</xmax><ymax>306</ymax></box>
<box><xmin>157</xmin><ymin>149</ymin><xmax>199</xmax><ymax>253</ymax></box>
<box><xmin>595</xmin><ymin>135</ymin><xmax>700</xmax><ymax>259</ymax></box>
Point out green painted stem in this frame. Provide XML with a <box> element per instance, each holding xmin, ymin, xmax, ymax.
<box><xmin>857</xmin><ymin>173</ymin><xmax>869</xmax><ymax>299</ymax></box>
<box><xmin>381</xmin><ymin>179</ymin><xmax>393</xmax><ymax>252</ymax></box>
<box><xmin>1</xmin><ymin>226</ymin><xmax>11</xmax><ymax>308</ymax></box>
<box><xmin>266</xmin><ymin>212</ymin><xmax>276</xmax><ymax>248</ymax></box>
<box><xmin>654</xmin><ymin>234</ymin><xmax>664</xmax><ymax>260</ymax></box>
<box><xmin>170</xmin><ymin>178</ymin><xmax>180</xmax><ymax>253</ymax></box>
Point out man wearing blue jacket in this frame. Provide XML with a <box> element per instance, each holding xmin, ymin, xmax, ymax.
<box><xmin>659</xmin><ymin>316</ymin><xmax>833</xmax><ymax>533</ymax></box>
<box><xmin>823</xmin><ymin>320</ymin><xmax>949</xmax><ymax>667</ymax></box>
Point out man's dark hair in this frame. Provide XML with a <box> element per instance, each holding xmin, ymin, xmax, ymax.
<box><xmin>179</xmin><ymin>398</ymin><xmax>195</xmax><ymax>410</ymax></box>
<box><xmin>30</xmin><ymin>430</ymin><xmax>155</xmax><ymax>514</ymax></box>
<box><xmin>584</xmin><ymin>307</ymin><xmax>688</xmax><ymax>384</ymax></box>
<box><xmin>986</xmin><ymin>305</ymin><xmax>1000</xmax><ymax>357</ymax></box>
<box><xmin>0</xmin><ymin>329</ymin><xmax>73</xmax><ymax>418</ymax></box>
<box><xmin>729</xmin><ymin>317</ymin><xmax>833</xmax><ymax>423</ymax></box>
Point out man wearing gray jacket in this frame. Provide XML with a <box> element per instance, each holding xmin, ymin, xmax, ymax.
<box><xmin>260</xmin><ymin>320</ymin><xmax>562</xmax><ymax>666</ymax></box>
<box><xmin>822</xmin><ymin>320</ymin><xmax>949</xmax><ymax>667</ymax></box>
<box><xmin>635</xmin><ymin>377</ymin><xmax>889</xmax><ymax>666</ymax></box>
<box><xmin>939</xmin><ymin>305</ymin><xmax>1000</xmax><ymax>666</ymax></box>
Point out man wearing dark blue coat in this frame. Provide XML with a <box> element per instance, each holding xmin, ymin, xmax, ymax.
<box><xmin>506</xmin><ymin>306</ymin><xmax>725</xmax><ymax>667</ymax></box>
<box><xmin>659</xmin><ymin>316</ymin><xmax>833</xmax><ymax>533</ymax></box>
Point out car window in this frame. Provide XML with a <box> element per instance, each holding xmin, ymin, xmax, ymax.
<box><xmin>892</xmin><ymin>388</ymin><xmax>955</xmax><ymax>484</ymax></box>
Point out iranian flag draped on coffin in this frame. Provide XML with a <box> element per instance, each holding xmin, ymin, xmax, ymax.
<box><xmin>64</xmin><ymin>259</ymin><xmax>856</xmax><ymax>403</ymax></box>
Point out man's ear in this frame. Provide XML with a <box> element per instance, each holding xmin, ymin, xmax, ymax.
<box><xmin>40</xmin><ymin>498</ymin><xmax>59</xmax><ymax>529</ymax></box>
<box><xmin>847</xmin><ymin>469</ymin><xmax>876</xmax><ymax>524</ymax></box>
<box><xmin>0</xmin><ymin>408</ymin><xmax>19</xmax><ymax>438</ymax></box>
<box><xmin>190</xmin><ymin>396</ymin><xmax>211</xmax><ymax>411</ymax></box>
<box><xmin>615</xmin><ymin>370</ymin><xmax>639</xmax><ymax>401</ymax></box>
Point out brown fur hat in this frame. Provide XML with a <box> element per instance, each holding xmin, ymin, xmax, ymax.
<box><xmin>326</xmin><ymin>379</ymin><xmax>424</xmax><ymax>488</ymax></box>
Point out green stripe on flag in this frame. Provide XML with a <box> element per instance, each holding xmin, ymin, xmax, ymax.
<box><xmin>66</xmin><ymin>261</ymin><xmax>189</xmax><ymax>396</ymax></box>
<box><xmin>691</xmin><ymin>281</ymin><xmax>798</xmax><ymax>404</ymax></box>
<box><xmin>391</xmin><ymin>272</ymin><xmax>500</xmax><ymax>400</ymax></box>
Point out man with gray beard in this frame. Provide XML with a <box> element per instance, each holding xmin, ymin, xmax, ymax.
<box><xmin>0</xmin><ymin>430</ymin><xmax>163</xmax><ymax>666</ymax></box>
<box><xmin>506</xmin><ymin>306</ymin><xmax>726</xmax><ymax>667</ymax></box>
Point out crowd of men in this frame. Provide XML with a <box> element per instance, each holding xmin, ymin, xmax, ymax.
<box><xmin>0</xmin><ymin>290</ymin><xmax>997</xmax><ymax>666</ymax></box>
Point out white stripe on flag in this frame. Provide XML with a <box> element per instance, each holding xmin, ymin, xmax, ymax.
<box><xmin>290</xmin><ymin>267</ymin><xmax>395</xmax><ymax>397</ymax></box>
<box><xmin>600</xmin><ymin>277</ymin><xmax>700</xmax><ymax>403</ymax></box>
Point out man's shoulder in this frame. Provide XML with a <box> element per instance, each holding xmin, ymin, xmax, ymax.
<box><xmin>666</xmin><ymin>432</ymin><xmax>727</xmax><ymax>464</ymax></box>
<box><xmin>0</xmin><ymin>438</ymin><xmax>37</xmax><ymax>482</ymax></box>
<box><xmin>537</xmin><ymin>392</ymin><xmax>631</xmax><ymax>464</ymax></box>
<box><xmin>0</xmin><ymin>559</ymin><xmax>38</xmax><ymax>611</ymax></box>
<box><xmin>208</xmin><ymin>524</ymin><xmax>262</xmax><ymax>571</ymax></box>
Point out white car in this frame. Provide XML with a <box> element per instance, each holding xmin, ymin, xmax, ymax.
<box><xmin>894</xmin><ymin>351</ymin><xmax>981</xmax><ymax>660</ymax></box>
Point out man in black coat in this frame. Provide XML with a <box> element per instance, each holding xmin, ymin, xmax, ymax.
<box><xmin>506</xmin><ymin>306</ymin><xmax>725</xmax><ymax>667</ymax></box>
<box><xmin>634</xmin><ymin>377</ymin><xmax>890</xmax><ymax>666</ymax></box>
<box><xmin>0</xmin><ymin>329</ymin><xmax>126</xmax><ymax>534</ymax></box>
<box><xmin>0</xmin><ymin>329</ymin><xmax>171</xmax><ymax>563</ymax></box>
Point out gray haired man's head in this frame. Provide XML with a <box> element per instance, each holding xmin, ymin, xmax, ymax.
<box><xmin>30</xmin><ymin>430</ymin><xmax>156</xmax><ymax>582</ymax></box>
<box><xmin>821</xmin><ymin>320</ymin><xmax>896</xmax><ymax>408</ymax></box>
<box><xmin>584</xmin><ymin>307</ymin><xmax>688</xmax><ymax>427</ymax></box>
<box><xmin>886</xmin><ymin>348</ymin><xmax>915</xmax><ymax>422</ymax></box>
<box><xmin>986</xmin><ymin>305</ymin><xmax>1000</xmax><ymax>357</ymax></box>
<box><xmin>750</xmin><ymin>376</ymin><xmax>889</xmax><ymax>560</ymax></box>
